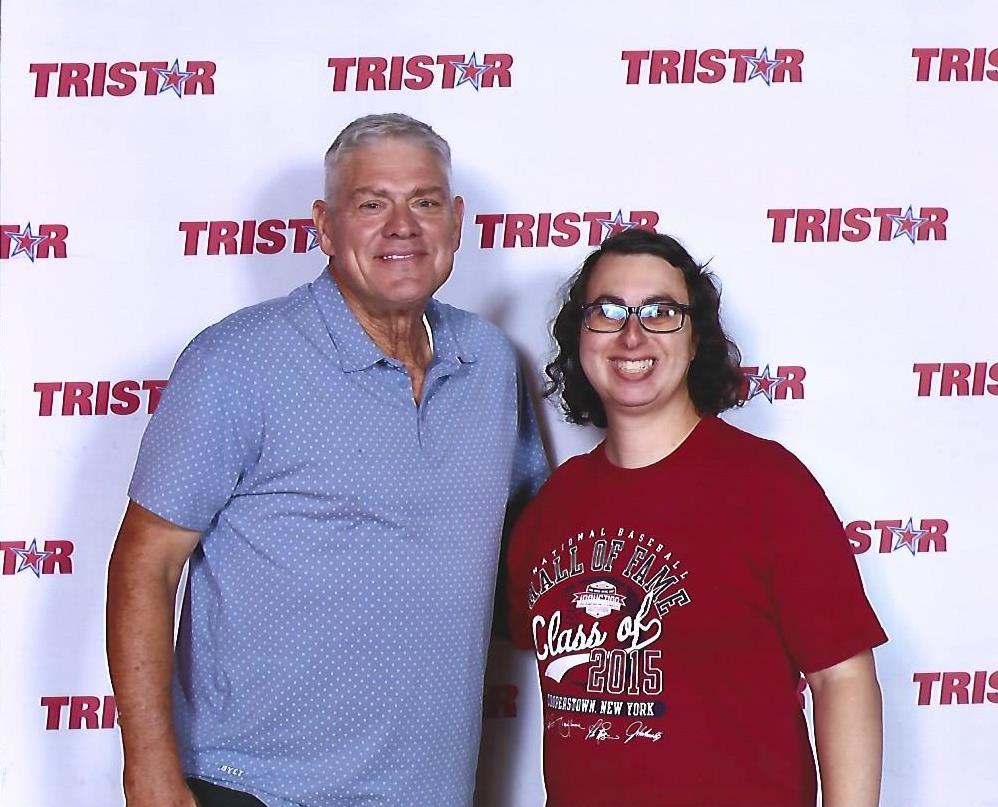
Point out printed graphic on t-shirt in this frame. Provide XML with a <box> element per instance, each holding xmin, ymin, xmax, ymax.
<box><xmin>526</xmin><ymin>524</ymin><xmax>693</xmax><ymax>747</ymax></box>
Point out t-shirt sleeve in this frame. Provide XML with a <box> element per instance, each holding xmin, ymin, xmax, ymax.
<box><xmin>127</xmin><ymin>336</ymin><xmax>260</xmax><ymax>533</ymax></box>
<box><xmin>766</xmin><ymin>447</ymin><xmax>888</xmax><ymax>674</ymax></box>
<box><xmin>506</xmin><ymin>497</ymin><xmax>541</xmax><ymax>652</ymax></box>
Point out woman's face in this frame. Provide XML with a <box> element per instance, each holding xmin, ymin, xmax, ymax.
<box><xmin>579</xmin><ymin>252</ymin><xmax>696</xmax><ymax>423</ymax></box>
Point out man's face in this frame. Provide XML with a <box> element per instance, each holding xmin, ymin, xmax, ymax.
<box><xmin>312</xmin><ymin>138</ymin><xmax>464</xmax><ymax>318</ymax></box>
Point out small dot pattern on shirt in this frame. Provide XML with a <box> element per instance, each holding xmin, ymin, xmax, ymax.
<box><xmin>129</xmin><ymin>268</ymin><xmax>549</xmax><ymax>807</ymax></box>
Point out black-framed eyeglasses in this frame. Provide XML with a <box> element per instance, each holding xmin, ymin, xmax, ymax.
<box><xmin>581</xmin><ymin>301</ymin><xmax>690</xmax><ymax>333</ymax></box>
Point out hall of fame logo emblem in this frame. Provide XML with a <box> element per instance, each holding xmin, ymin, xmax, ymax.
<box><xmin>573</xmin><ymin>581</ymin><xmax>627</xmax><ymax>618</ymax></box>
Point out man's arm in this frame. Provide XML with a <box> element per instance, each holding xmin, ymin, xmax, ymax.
<box><xmin>806</xmin><ymin>649</ymin><xmax>883</xmax><ymax>807</ymax></box>
<box><xmin>492</xmin><ymin>359</ymin><xmax>551</xmax><ymax>639</ymax></box>
<box><xmin>106</xmin><ymin>500</ymin><xmax>202</xmax><ymax>807</ymax></box>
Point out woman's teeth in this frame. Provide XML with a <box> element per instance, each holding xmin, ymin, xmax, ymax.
<box><xmin>613</xmin><ymin>359</ymin><xmax>655</xmax><ymax>374</ymax></box>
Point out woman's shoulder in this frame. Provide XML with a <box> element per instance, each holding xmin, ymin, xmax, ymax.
<box><xmin>538</xmin><ymin>451</ymin><xmax>594</xmax><ymax>494</ymax></box>
<box><xmin>515</xmin><ymin>451</ymin><xmax>599</xmax><ymax>520</ymax></box>
<box><xmin>694</xmin><ymin>418</ymin><xmax>826</xmax><ymax>500</ymax></box>
<box><xmin>707</xmin><ymin>416</ymin><xmax>805</xmax><ymax>467</ymax></box>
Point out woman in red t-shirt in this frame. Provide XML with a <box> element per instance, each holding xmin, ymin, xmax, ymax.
<box><xmin>506</xmin><ymin>229</ymin><xmax>886</xmax><ymax>807</ymax></box>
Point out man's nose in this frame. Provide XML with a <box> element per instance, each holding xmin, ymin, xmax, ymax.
<box><xmin>383</xmin><ymin>203</ymin><xmax>420</xmax><ymax>238</ymax></box>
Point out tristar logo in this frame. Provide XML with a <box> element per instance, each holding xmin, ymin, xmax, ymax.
<box><xmin>327</xmin><ymin>53</ymin><xmax>512</xmax><ymax>92</ymax></box>
<box><xmin>35</xmin><ymin>380</ymin><xmax>167</xmax><ymax>416</ymax></box>
<box><xmin>913</xmin><ymin>48</ymin><xmax>998</xmax><ymax>82</ymax></box>
<box><xmin>845</xmin><ymin>518</ymin><xmax>948</xmax><ymax>556</ymax></box>
<box><xmin>740</xmin><ymin>365</ymin><xmax>805</xmax><ymax>403</ymax></box>
<box><xmin>475</xmin><ymin>209</ymin><xmax>659</xmax><ymax>249</ymax></box>
<box><xmin>30</xmin><ymin>60</ymin><xmax>215</xmax><ymax>98</ymax></box>
<box><xmin>179</xmin><ymin>218</ymin><xmax>320</xmax><ymax>256</ymax></box>
<box><xmin>483</xmin><ymin>683</ymin><xmax>519</xmax><ymax>719</ymax></box>
<box><xmin>42</xmin><ymin>696</ymin><xmax>117</xmax><ymax>730</ymax></box>
<box><xmin>913</xmin><ymin>671</ymin><xmax>998</xmax><ymax>705</ymax></box>
<box><xmin>622</xmin><ymin>48</ymin><xmax>803</xmax><ymax>85</ymax></box>
<box><xmin>1</xmin><ymin>540</ymin><xmax>74</xmax><ymax>576</ymax></box>
<box><xmin>767</xmin><ymin>207</ymin><xmax>948</xmax><ymax>243</ymax></box>
<box><xmin>914</xmin><ymin>362</ymin><xmax>998</xmax><ymax>397</ymax></box>
<box><xmin>1</xmin><ymin>224</ymin><xmax>68</xmax><ymax>262</ymax></box>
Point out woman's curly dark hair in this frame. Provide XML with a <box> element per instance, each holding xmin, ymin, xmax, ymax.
<box><xmin>544</xmin><ymin>229</ymin><xmax>745</xmax><ymax>427</ymax></box>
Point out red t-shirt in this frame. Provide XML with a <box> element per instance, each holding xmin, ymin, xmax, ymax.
<box><xmin>506</xmin><ymin>416</ymin><xmax>887</xmax><ymax>807</ymax></box>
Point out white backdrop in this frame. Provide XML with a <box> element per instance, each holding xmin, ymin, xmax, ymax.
<box><xmin>1</xmin><ymin>2</ymin><xmax>996</xmax><ymax>805</ymax></box>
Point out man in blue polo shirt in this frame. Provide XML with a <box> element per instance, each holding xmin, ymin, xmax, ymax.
<box><xmin>106</xmin><ymin>114</ymin><xmax>548</xmax><ymax>807</ymax></box>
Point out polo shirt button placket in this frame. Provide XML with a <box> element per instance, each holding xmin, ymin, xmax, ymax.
<box><xmin>396</xmin><ymin>369</ymin><xmax>424</xmax><ymax>446</ymax></box>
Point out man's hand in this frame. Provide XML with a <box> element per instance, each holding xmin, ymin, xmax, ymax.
<box><xmin>124</xmin><ymin>775</ymin><xmax>199</xmax><ymax>807</ymax></box>
<box><xmin>107</xmin><ymin>501</ymin><xmax>202</xmax><ymax>807</ymax></box>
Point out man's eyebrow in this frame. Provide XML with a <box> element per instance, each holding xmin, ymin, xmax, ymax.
<box><xmin>349</xmin><ymin>186</ymin><xmax>388</xmax><ymax>197</ymax></box>
<box><xmin>410</xmin><ymin>185</ymin><xmax>447</xmax><ymax>197</ymax></box>
<box><xmin>349</xmin><ymin>185</ymin><xmax>447</xmax><ymax>198</ymax></box>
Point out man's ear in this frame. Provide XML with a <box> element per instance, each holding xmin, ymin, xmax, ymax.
<box><xmin>452</xmin><ymin>195</ymin><xmax>465</xmax><ymax>251</ymax></box>
<box><xmin>311</xmin><ymin>199</ymin><xmax>335</xmax><ymax>257</ymax></box>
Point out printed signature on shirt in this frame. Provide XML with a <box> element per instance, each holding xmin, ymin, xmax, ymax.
<box><xmin>624</xmin><ymin>721</ymin><xmax>663</xmax><ymax>744</ymax></box>
<box><xmin>585</xmin><ymin>720</ymin><xmax>619</xmax><ymax>743</ymax></box>
<box><xmin>546</xmin><ymin>716</ymin><xmax>586</xmax><ymax>738</ymax></box>
<box><xmin>548</xmin><ymin>717</ymin><xmax>663</xmax><ymax>745</ymax></box>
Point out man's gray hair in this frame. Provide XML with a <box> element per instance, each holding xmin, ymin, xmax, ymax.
<box><xmin>323</xmin><ymin>113</ymin><xmax>453</xmax><ymax>200</ymax></box>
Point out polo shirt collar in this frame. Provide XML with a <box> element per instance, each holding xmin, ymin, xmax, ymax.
<box><xmin>310</xmin><ymin>267</ymin><xmax>476</xmax><ymax>372</ymax></box>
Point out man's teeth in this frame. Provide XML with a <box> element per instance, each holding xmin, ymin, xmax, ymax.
<box><xmin>613</xmin><ymin>359</ymin><xmax>655</xmax><ymax>374</ymax></box>
<box><xmin>380</xmin><ymin>254</ymin><xmax>415</xmax><ymax>260</ymax></box>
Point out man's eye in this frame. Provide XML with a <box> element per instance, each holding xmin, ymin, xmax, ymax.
<box><xmin>359</xmin><ymin>201</ymin><xmax>382</xmax><ymax>210</ymax></box>
<box><xmin>415</xmin><ymin>199</ymin><xmax>440</xmax><ymax>208</ymax></box>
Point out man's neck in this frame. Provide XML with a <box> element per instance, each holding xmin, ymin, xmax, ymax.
<box><xmin>334</xmin><ymin>274</ymin><xmax>433</xmax><ymax>401</ymax></box>
<box><xmin>355</xmin><ymin>307</ymin><xmax>432</xmax><ymax>370</ymax></box>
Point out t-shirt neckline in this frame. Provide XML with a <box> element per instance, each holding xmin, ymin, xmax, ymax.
<box><xmin>590</xmin><ymin>414</ymin><xmax>717</xmax><ymax>475</ymax></box>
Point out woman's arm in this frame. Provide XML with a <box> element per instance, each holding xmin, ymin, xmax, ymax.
<box><xmin>806</xmin><ymin>649</ymin><xmax>883</xmax><ymax>807</ymax></box>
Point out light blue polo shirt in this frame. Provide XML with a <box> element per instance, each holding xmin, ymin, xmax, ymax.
<box><xmin>128</xmin><ymin>268</ymin><xmax>549</xmax><ymax>807</ymax></box>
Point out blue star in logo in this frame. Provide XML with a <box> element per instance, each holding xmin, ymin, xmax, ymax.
<box><xmin>9</xmin><ymin>223</ymin><xmax>45</xmax><ymax>262</ymax></box>
<box><xmin>303</xmin><ymin>224</ymin><xmax>321</xmax><ymax>252</ymax></box>
<box><xmin>888</xmin><ymin>518</ymin><xmax>928</xmax><ymax>556</ymax></box>
<box><xmin>743</xmin><ymin>47</ymin><xmax>782</xmax><ymax>86</ymax></box>
<box><xmin>11</xmin><ymin>539</ymin><xmax>54</xmax><ymax>577</ymax></box>
<box><xmin>745</xmin><ymin>364</ymin><xmax>786</xmax><ymax>403</ymax></box>
<box><xmin>887</xmin><ymin>205</ymin><xmax>928</xmax><ymax>244</ymax></box>
<box><xmin>154</xmin><ymin>59</ymin><xmax>194</xmax><ymax>98</ymax></box>
<box><xmin>596</xmin><ymin>210</ymin><xmax>638</xmax><ymax>240</ymax></box>
<box><xmin>453</xmin><ymin>52</ymin><xmax>489</xmax><ymax>91</ymax></box>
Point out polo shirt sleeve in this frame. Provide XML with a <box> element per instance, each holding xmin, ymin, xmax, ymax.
<box><xmin>128</xmin><ymin>336</ymin><xmax>260</xmax><ymax>533</ymax></box>
<box><xmin>508</xmin><ymin>364</ymin><xmax>551</xmax><ymax>505</ymax></box>
<box><xmin>505</xmin><ymin>496</ymin><xmax>542</xmax><ymax>652</ymax></box>
<box><xmin>766</xmin><ymin>448</ymin><xmax>888</xmax><ymax>674</ymax></box>
<box><xmin>492</xmin><ymin>367</ymin><xmax>550</xmax><ymax>640</ymax></box>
